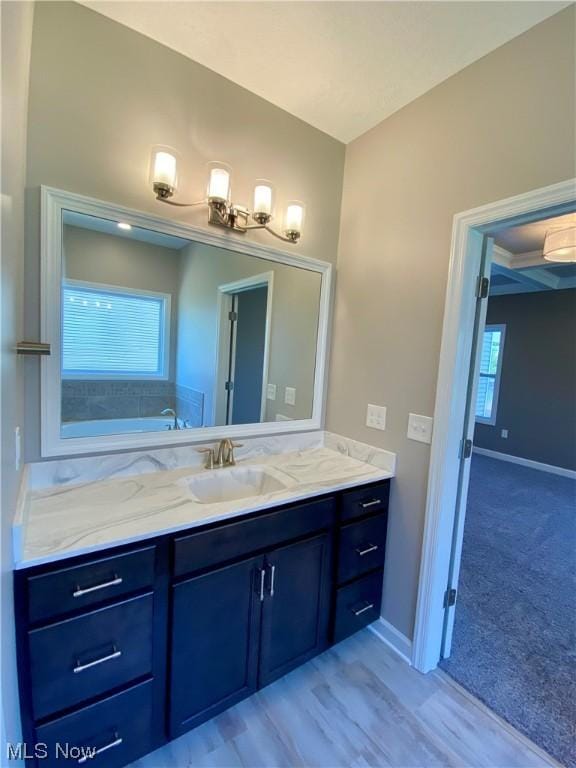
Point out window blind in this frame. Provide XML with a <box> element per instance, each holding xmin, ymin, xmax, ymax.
<box><xmin>62</xmin><ymin>284</ymin><xmax>167</xmax><ymax>378</ymax></box>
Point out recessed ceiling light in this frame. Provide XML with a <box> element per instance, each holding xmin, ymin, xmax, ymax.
<box><xmin>117</xmin><ymin>222</ymin><xmax>132</xmax><ymax>231</ymax></box>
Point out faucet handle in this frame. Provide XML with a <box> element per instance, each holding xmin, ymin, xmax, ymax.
<box><xmin>196</xmin><ymin>447</ymin><xmax>215</xmax><ymax>469</ymax></box>
<box><xmin>227</xmin><ymin>442</ymin><xmax>243</xmax><ymax>466</ymax></box>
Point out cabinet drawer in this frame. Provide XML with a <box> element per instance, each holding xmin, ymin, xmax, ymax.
<box><xmin>174</xmin><ymin>497</ymin><xmax>335</xmax><ymax>578</ymax></box>
<box><xmin>29</xmin><ymin>593</ymin><xmax>154</xmax><ymax>720</ymax></box>
<box><xmin>340</xmin><ymin>481</ymin><xmax>390</xmax><ymax>523</ymax></box>
<box><xmin>337</xmin><ymin>513</ymin><xmax>387</xmax><ymax>584</ymax></box>
<box><xmin>27</xmin><ymin>546</ymin><xmax>156</xmax><ymax>624</ymax></box>
<box><xmin>35</xmin><ymin>679</ymin><xmax>153</xmax><ymax>768</ymax></box>
<box><xmin>333</xmin><ymin>570</ymin><xmax>383</xmax><ymax>643</ymax></box>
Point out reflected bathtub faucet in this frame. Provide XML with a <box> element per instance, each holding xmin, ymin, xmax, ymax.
<box><xmin>161</xmin><ymin>408</ymin><xmax>180</xmax><ymax>430</ymax></box>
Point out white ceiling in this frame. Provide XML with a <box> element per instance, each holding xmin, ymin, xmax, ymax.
<box><xmin>80</xmin><ymin>1</ymin><xmax>569</xmax><ymax>143</ymax></box>
<box><xmin>491</xmin><ymin>212</ymin><xmax>576</xmax><ymax>295</ymax></box>
<box><xmin>494</xmin><ymin>212</ymin><xmax>576</xmax><ymax>255</ymax></box>
<box><xmin>63</xmin><ymin>210</ymin><xmax>191</xmax><ymax>250</ymax></box>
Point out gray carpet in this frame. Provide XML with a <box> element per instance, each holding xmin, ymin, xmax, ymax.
<box><xmin>440</xmin><ymin>455</ymin><xmax>576</xmax><ymax>767</ymax></box>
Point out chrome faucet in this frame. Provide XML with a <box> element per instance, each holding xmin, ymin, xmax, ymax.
<box><xmin>196</xmin><ymin>439</ymin><xmax>243</xmax><ymax>469</ymax></box>
<box><xmin>161</xmin><ymin>408</ymin><xmax>180</xmax><ymax>430</ymax></box>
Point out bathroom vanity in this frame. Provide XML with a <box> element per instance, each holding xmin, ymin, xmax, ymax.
<box><xmin>14</xmin><ymin>187</ymin><xmax>396</xmax><ymax>767</ymax></box>
<box><xmin>13</xmin><ymin>441</ymin><xmax>394</xmax><ymax>768</ymax></box>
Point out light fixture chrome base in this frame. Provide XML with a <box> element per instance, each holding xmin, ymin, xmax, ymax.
<box><xmin>208</xmin><ymin>200</ymin><xmax>250</xmax><ymax>233</ymax></box>
<box><xmin>153</xmin><ymin>188</ymin><xmax>300</xmax><ymax>244</ymax></box>
<box><xmin>252</xmin><ymin>211</ymin><xmax>272</xmax><ymax>226</ymax></box>
<box><xmin>153</xmin><ymin>182</ymin><xmax>175</xmax><ymax>200</ymax></box>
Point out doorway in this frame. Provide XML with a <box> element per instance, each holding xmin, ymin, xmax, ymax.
<box><xmin>214</xmin><ymin>272</ymin><xmax>273</xmax><ymax>427</ymax></box>
<box><xmin>439</xmin><ymin>213</ymin><xmax>576</xmax><ymax>765</ymax></box>
<box><xmin>413</xmin><ymin>179</ymin><xmax>576</xmax><ymax>676</ymax></box>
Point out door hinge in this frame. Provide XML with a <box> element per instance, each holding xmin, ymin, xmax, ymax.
<box><xmin>444</xmin><ymin>588</ymin><xmax>457</xmax><ymax>608</ymax></box>
<box><xmin>460</xmin><ymin>438</ymin><xmax>473</xmax><ymax>459</ymax></box>
<box><xmin>228</xmin><ymin>311</ymin><xmax>238</xmax><ymax>321</ymax></box>
<box><xmin>476</xmin><ymin>276</ymin><xmax>490</xmax><ymax>299</ymax></box>
<box><xmin>225</xmin><ymin>381</ymin><xmax>234</xmax><ymax>392</ymax></box>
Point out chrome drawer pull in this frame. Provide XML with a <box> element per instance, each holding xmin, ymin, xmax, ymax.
<box><xmin>269</xmin><ymin>564</ymin><xmax>276</xmax><ymax>597</ymax></box>
<box><xmin>360</xmin><ymin>499</ymin><xmax>381</xmax><ymax>509</ymax></box>
<box><xmin>73</xmin><ymin>647</ymin><xmax>121</xmax><ymax>673</ymax></box>
<box><xmin>259</xmin><ymin>568</ymin><xmax>266</xmax><ymax>602</ymax></box>
<box><xmin>77</xmin><ymin>734</ymin><xmax>123</xmax><ymax>764</ymax></box>
<box><xmin>356</xmin><ymin>543</ymin><xmax>379</xmax><ymax>557</ymax></box>
<box><xmin>73</xmin><ymin>575</ymin><xmax>123</xmax><ymax>597</ymax></box>
<box><xmin>352</xmin><ymin>602</ymin><xmax>374</xmax><ymax>617</ymax></box>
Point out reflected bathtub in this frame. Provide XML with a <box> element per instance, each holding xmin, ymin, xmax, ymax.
<box><xmin>61</xmin><ymin>416</ymin><xmax>175</xmax><ymax>438</ymax></box>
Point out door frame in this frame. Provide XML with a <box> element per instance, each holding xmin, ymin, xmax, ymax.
<box><xmin>412</xmin><ymin>178</ymin><xmax>576</xmax><ymax>673</ymax></box>
<box><xmin>213</xmin><ymin>272</ymin><xmax>274</xmax><ymax>426</ymax></box>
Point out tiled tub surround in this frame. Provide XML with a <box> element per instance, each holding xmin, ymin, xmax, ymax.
<box><xmin>61</xmin><ymin>380</ymin><xmax>177</xmax><ymax>422</ymax></box>
<box><xmin>15</xmin><ymin>432</ymin><xmax>396</xmax><ymax>568</ymax></box>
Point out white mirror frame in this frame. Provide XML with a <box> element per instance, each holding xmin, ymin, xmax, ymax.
<box><xmin>40</xmin><ymin>186</ymin><xmax>333</xmax><ymax>457</ymax></box>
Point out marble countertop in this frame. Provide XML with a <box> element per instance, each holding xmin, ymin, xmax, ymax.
<box><xmin>16</xmin><ymin>443</ymin><xmax>394</xmax><ymax>570</ymax></box>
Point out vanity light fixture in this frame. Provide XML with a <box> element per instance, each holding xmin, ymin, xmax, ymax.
<box><xmin>543</xmin><ymin>225</ymin><xmax>576</xmax><ymax>263</ymax></box>
<box><xmin>149</xmin><ymin>149</ymin><xmax>304</xmax><ymax>243</ymax></box>
<box><xmin>117</xmin><ymin>222</ymin><xmax>132</xmax><ymax>231</ymax></box>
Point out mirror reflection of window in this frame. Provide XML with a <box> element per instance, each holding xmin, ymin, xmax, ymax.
<box><xmin>59</xmin><ymin>210</ymin><xmax>322</xmax><ymax>440</ymax></box>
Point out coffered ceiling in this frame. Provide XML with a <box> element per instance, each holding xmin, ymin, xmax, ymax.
<box><xmin>80</xmin><ymin>1</ymin><xmax>569</xmax><ymax>143</ymax></box>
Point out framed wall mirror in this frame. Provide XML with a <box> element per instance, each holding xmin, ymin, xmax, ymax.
<box><xmin>40</xmin><ymin>187</ymin><xmax>332</xmax><ymax>457</ymax></box>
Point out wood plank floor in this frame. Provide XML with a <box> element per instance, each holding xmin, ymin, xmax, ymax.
<box><xmin>130</xmin><ymin>629</ymin><xmax>559</xmax><ymax>768</ymax></box>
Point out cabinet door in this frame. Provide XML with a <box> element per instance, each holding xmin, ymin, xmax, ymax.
<box><xmin>169</xmin><ymin>555</ymin><xmax>263</xmax><ymax>737</ymax></box>
<box><xmin>258</xmin><ymin>533</ymin><xmax>332</xmax><ymax>687</ymax></box>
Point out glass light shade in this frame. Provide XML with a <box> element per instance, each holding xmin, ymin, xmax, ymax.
<box><xmin>207</xmin><ymin>162</ymin><xmax>231</xmax><ymax>203</ymax></box>
<box><xmin>284</xmin><ymin>201</ymin><xmax>305</xmax><ymax>235</ymax></box>
<box><xmin>150</xmin><ymin>148</ymin><xmax>178</xmax><ymax>191</ymax></box>
<box><xmin>253</xmin><ymin>180</ymin><xmax>274</xmax><ymax>217</ymax></box>
<box><xmin>543</xmin><ymin>226</ymin><xmax>576</xmax><ymax>263</ymax></box>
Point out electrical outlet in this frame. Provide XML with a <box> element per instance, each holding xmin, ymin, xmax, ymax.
<box><xmin>501</xmin><ymin>429</ymin><xmax>509</xmax><ymax>439</ymax></box>
<box><xmin>266</xmin><ymin>383</ymin><xmax>277</xmax><ymax>401</ymax></box>
<box><xmin>407</xmin><ymin>413</ymin><xmax>433</xmax><ymax>444</ymax></box>
<box><xmin>366</xmin><ymin>404</ymin><xmax>387</xmax><ymax>431</ymax></box>
<box><xmin>284</xmin><ymin>387</ymin><xmax>296</xmax><ymax>406</ymax></box>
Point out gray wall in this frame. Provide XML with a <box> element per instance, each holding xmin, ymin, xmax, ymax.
<box><xmin>1</xmin><ymin>0</ymin><xmax>34</xmax><ymax>755</ymax></box>
<box><xmin>64</xmin><ymin>224</ymin><xmax>182</xmax><ymax>381</ymax></box>
<box><xmin>24</xmin><ymin>1</ymin><xmax>344</xmax><ymax>461</ymax></box>
<box><xmin>176</xmin><ymin>243</ymin><xmax>321</xmax><ymax>425</ymax></box>
<box><xmin>326</xmin><ymin>7</ymin><xmax>576</xmax><ymax>639</ymax></box>
<box><xmin>474</xmin><ymin>289</ymin><xmax>576</xmax><ymax>471</ymax></box>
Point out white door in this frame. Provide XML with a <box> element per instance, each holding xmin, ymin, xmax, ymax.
<box><xmin>441</xmin><ymin>236</ymin><xmax>494</xmax><ymax>659</ymax></box>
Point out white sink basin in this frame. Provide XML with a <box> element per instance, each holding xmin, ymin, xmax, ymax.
<box><xmin>177</xmin><ymin>465</ymin><xmax>290</xmax><ymax>504</ymax></box>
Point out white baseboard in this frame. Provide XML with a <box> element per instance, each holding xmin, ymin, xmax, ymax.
<box><xmin>473</xmin><ymin>447</ymin><xmax>576</xmax><ymax>479</ymax></box>
<box><xmin>369</xmin><ymin>618</ymin><xmax>413</xmax><ymax>665</ymax></box>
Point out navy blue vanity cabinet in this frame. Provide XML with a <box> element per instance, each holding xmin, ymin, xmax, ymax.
<box><xmin>169</xmin><ymin>554</ymin><xmax>263</xmax><ymax>737</ymax></box>
<box><xmin>333</xmin><ymin>479</ymin><xmax>390</xmax><ymax>643</ymax></box>
<box><xmin>14</xmin><ymin>541</ymin><xmax>168</xmax><ymax>768</ymax></box>
<box><xmin>14</xmin><ymin>479</ymin><xmax>391</xmax><ymax>767</ymax></box>
<box><xmin>258</xmin><ymin>532</ymin><xmax>332</xmax><ymax>687</ymax></box>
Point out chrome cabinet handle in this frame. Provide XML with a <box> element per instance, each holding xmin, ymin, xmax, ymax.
<box><xmin>268</xmin><ymin>564</ymin><xmax>276</xmax><ymax>597</ymax></box>
<box><xmin>73</xmin><ymin>575</ymin><xmax>122</xmax><ymax>598</ymax></box>
<box><xmin>77</xmin><ymin>734</ymin><xmax>123</xmax><ymax>764</ymax></box>
<box><xmin>73</xmin><ymin>647</ymin><xmax>121</xmax><ymax>673</ymax></box>
<box><xmin>360</xmin><ymin>498</ymin><xmax>382</xmax><ymax>509</ymax></box>
<box><xmin>356</xmin><ymin>543</ymin><xmax>379</xmax><ymax>557</ymax></box>
<box><xmin>259</xmin><ymin>568</ymin><xmax>266</xmax><ymax>602</ymax></box>
<box><xmin>352</xmin><ymin>602</ymin><xmax>374</xmax><ymax>617</ymax></box>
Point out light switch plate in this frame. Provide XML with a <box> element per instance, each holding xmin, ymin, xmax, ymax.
<box><xmin>284</xmin><ymin>387</ymin><xmax>296</xmax><ymax>406</ymax></box>
<box><xmin>266</xmin><ymin>383</ymin><xmax>277</xmax><ymax>401</ymax></box>
<box><xmin>407</xmin><ymin>413</ymin><xmax>433</xmax><ymax>444</ymax></box>
<box><xmin>501</xmin><ymin>429</ymin><xmax>509</xmax><ymax>439</ymax></box>
<box><xmin>366</xmin><ymin>404</ymin><xmax>387</xmax><ymax>431</ymax></box>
